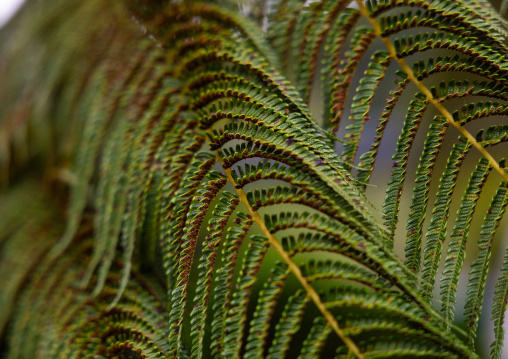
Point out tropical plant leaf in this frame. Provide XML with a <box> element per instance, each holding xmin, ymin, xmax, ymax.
<box><xmin>2</xmin><ymin>0</ymin><xmax>508</xmax><ymax>358</ymax></box>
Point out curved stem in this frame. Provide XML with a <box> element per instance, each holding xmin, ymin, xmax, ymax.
<box><xmin>212</xmin><ymin>148</ymin><xmax>365</xmax><ymax>358</ymax></box>
<box><xmin>355</xmin><ymin>0</ymin><xmax>508</xmax><ymax>183</ymax></box>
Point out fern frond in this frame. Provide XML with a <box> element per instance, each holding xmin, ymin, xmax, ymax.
<box><xmin>490</xmin><ymin>246</ymin><xmax>508</xmax><ymax>359</ymax></box>
<box><xmin>464</xmin><ymin>180</ymin><xmax>508</xmax><ymax>347</ymax></box>
<box><xmin>3</xmin><ymin>0</ymin><xmax>508</xmax><ymax>357</ymax></box>
<box><xmin>440</xmin><ymin>158</ymin><xmax>492</xmax><ymax>327</ymax></box>
<box><xmin>421</xmin><ymin>138</ymin><xmax>470</xmax><ymax>302</ymax></box>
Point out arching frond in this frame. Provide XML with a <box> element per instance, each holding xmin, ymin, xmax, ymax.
<box><xmin>1</xmin><ymin>0</ymin><xmax>508</xmax><ymax>358</ymax></box>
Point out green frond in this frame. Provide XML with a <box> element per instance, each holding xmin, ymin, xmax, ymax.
<box><xmin>382</xmin><ymin>94</ymin><xmax>428</xmax><ymax>240</ymax></box>
<box><xmin>341</xmin><ymin>50</ymin><xmax>391</xmax><ymax>172</ymax></box>
<box><xmin>404</xmin><ymin>116</ymin><xmax>447</xmax><ymax>276</ymax></box>
<box><xmin>421</xmin><ymin>139</ymin><xmax>470</xmax><ymax>302</ymax></box>
<box><xmin>490</xmin><ymin>247</ymin><xmax>508</xmax><ymax>359</ymax></box>
<box><xmin>296</xmin><ymin>317</ymin><xmax>332</xmax><ymax>358</ymax></box>
<box><xmin>440</xmin><ymin>158</ymin><xmax>492</xmax><ymax>328</ymax></box>
<box><xmin>3</xmin><ymin>0</ymin><xmax>508</xmax><ymax>357</ymax></box>
<box><xmin>464</xmin><ymin>181</ymin><xmax>508</xmax><ymax>347</ymax></box>
<box><xmin>265</xmin><ymin>290</ymin><xmax>310</xmax><ymax>358</ymax></box>
<box><xmin>221</xmin><ymin>234</ymin><xmax>269</xmax><ymax>357</ymax></box>
<box><xmin>190</xmin><ymin>191</ymin><xmax>240</xmax><ymax>358</ymax></box>
<box><xmin>244</xmin><ymin>262</ymin><xmax>289</xmax><ymax>359</ymax></box>
<box><xmin>210</xmin><ymin>211</ymin><xmax>253</xmax><ymax>358</ymax></box>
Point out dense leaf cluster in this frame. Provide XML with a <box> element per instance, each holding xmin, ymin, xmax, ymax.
<box><xmin>1</xmin><ymin>0</ymin><xmax>508</xmax><ymax>358</ymax></box>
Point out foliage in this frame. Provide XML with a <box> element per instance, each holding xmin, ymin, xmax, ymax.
<box><xmin>1</xmin><ymin>0</ymin><xmax>508</xmax><ymax>358</ymax></box>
